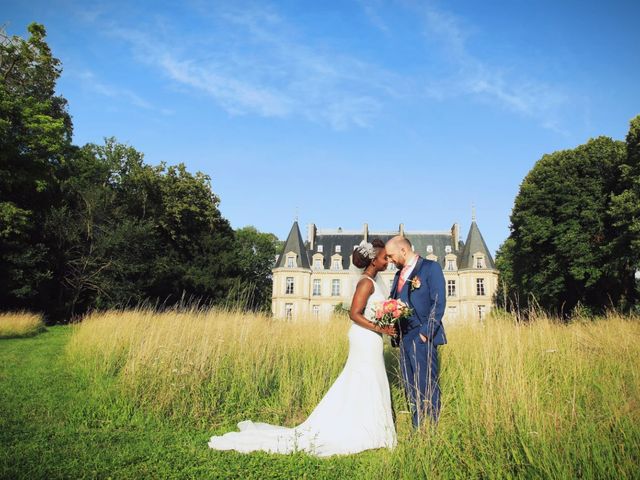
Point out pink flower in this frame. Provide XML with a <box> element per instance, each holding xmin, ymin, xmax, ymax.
<box><xmin>392</xmin><ymin>309</ymin><xmax>401</xmax><ymax>318</ymax></box>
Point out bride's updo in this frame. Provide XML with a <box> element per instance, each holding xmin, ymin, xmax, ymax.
<box><xmin>352</xmin><ymin>238</ymin><xmax>385</xmax><ymax>268</ymax></box>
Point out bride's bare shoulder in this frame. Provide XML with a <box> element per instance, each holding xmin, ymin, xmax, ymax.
<box><xmin>356</xmin><ymin>276</ymin><xmax>375</xmax><ymax>291</ymax></box>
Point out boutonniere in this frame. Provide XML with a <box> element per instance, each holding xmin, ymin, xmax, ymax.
<box><xmin>410</xmin><ymin>277</ymin><xmax>421</xmax><ymax>291</ymax></box>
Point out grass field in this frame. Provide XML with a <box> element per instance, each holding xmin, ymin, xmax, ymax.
<box><xmin>1</xmin><ymin>310</ymin><xmax>639</xmax><ymax>479</ymax></box>
<box><xmin>0</xmin><ymin>312</ymin><xmax>45</xmax><ymax>339</ymax></box>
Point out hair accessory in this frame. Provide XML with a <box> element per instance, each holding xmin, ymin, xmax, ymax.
<box><xmin>356</xmin><ymin>240</ymin><xmax>376</xmax><ymax>260</ymax></box>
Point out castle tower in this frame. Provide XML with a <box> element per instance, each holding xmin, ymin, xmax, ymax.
<box><xmin>272</xmin><ymin>221</ymin><xmax>312</xmax><ymax>319</ymax></box>
<box><xmin>454</xmin><ymin>219</ymin><xmax>498</xmax><ymax>321</ymax></box>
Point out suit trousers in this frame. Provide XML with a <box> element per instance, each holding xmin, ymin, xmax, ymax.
<box><xmin>399</xmin><ymin>327</ymin><xmax>441</xmax><ymax>427</ymax></box>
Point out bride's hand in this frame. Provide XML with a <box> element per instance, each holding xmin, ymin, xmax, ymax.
<box><xmin>380</xmin><ymin>325</ymin><xmax>397</xmax><ymax>336</ymax></box>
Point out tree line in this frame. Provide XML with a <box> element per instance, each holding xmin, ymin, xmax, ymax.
<box><xmin>1</xmin><ymin>23</ymin><xmax>279</xmax><ymax>321</ymax></box>
<box><xmin>496</xmin><ymin>115</ymin><xmax>640</xmax><ymax>316</ymax></box>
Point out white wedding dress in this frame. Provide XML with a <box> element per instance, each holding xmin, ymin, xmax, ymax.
<box><xmin>208</xmin><ymin>275</ymin><xmax>396</xmax><ymax>457</ymax></box>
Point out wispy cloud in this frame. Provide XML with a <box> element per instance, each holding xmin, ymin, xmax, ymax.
<box><xmin>357</xmin><ymin>0</ymin><xmax>391</xmax><ymax>34</ymax></box>
<box><xmin>78</xmin><ymin>0</ymin><xmax>571</xmax><ymax>132</ymax></box>
<box><xmin>102</xmin><ymin>6</ymin><xmax>401</xmax><ymax>130</ymax></box>
<box><xmin>76</xmin><ymin>70</ymin><xmax>172</xmax><ymax>115</ymax></box>
<box><xmin>413</xmin><ymin>2</ymin><xmax>569</xmax><ymax>132</ymax></box>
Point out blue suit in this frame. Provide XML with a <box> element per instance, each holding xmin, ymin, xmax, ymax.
<box><xmin>391</xmin><ymin>256</ymin><xmax>446</xmax><ymax>426</ymax></box>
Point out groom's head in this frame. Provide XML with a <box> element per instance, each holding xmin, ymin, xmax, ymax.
<box><xmin>385</xmin><ymin>236</ymin><xmax>413</xmax><ymax>268</ymax></box>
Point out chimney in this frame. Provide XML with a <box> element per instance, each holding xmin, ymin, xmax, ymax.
<box><xmin>399</xmin><ymin>223</ymin><xmax>404</xmax><ymax>236</ymax></box>
<box><xmin>451</xmin><ymin>222</ymin><xmax>459</xmax><ymax>250</ymax></box>
<box><xmin>363</xmin><ymin>223</ymin><xmax>369</xmax><ymax>242</ymax></box>
<box><xmin>308</xmin><ymin>223</ymin><xmax>316</xmax><ymax>249</ymax></box>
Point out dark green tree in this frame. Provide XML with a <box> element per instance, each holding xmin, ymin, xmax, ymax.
<box><xmin>47</xmin><ymin>140</ymin><xmax>163</xmax><ymax>317</ymax></box>
<box><xmin>0</xmin><ymin>23</ymin><xmax>74</xmax><ymax>310</ymax></box>
<box><xmin>493</xmin><ymin>237</ymin><xmax>515</xmax><ymax>310</ymax></box>
<box><xmin>497</xmin><ymin>133</ymin><xmax>636</xmax><ymax>316</ymax></box>
<box><xmin>1</xmin><ymin>23</ymin><xmax>279</xmax><ymax>320</ymax></box>
<box><xmin>233</xmin><ymin>226</ymin><xmax>279</xmax><ymax>311</ymax></box>
<box><xmin>608</xmin><ymin>115</ymin><xmax>640</xmax><ymax>308</ymax></box>
<box><xmin>154</xmin><ymin>161</ymin><xmax>237</xmax><ymax>305</ymax></box>
<box><xmin>49</xmin><ymin>138</ymin><xmax>239</xmax><ymax>318</ymax></box>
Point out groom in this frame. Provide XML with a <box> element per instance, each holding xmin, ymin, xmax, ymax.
<box><xmin>386</xmin><ymin>236</ymin><xmax>447</xmax><ymax>427</ymax></box>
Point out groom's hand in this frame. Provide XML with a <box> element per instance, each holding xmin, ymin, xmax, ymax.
<box><xmin>419</xmin><ymin>333</ymin><xmax>428</xmax><ymax>342</ymax></box>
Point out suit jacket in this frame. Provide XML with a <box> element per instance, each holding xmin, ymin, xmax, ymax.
<box><xmin>391</xmin><ymin>256</ymin><xmax>447</xmax><ymax>345</ymax></box>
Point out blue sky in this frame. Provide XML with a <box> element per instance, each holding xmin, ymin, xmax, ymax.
<box><xmin>4</xmin><ymin>0</ymin><xmax>640</xmax><ymax>255</ymax></box>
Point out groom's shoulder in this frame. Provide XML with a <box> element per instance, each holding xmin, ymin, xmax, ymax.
<box><xmin>421</xmin><ymin>258</ymin><xmax>444</xmax><ymax>273</ymax></box>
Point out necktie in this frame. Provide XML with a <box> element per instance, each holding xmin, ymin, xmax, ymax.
<box><xmin>396</xmin><ymin>263</ymin><xmax>412</xmax><ymax>292</ymax></box>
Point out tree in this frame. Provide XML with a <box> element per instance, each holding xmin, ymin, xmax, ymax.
<box><xmin>0</xmin><ymin>23</ymin><xmax>74</xmax><ymax>311</ymax></box>
<box><xmin>154</xmin><ymin>161</ymin><xmax>237</xmax><ymax>305</ymax></box>
<box><xmin>0</xmin><ymin>23</ymin><xmax>280</xmax><ymax>320</ymax></box>
<box><xmin>233</xmin><ymin>226</ymin><xmax>279</xmax><ymax>311</ymax></box>
<box><xmin>49</xmin><ymin>138</ymin><xmax>239</xmax><ymax>318</ymax></box>
<box><xmin>498</xmin><ymin>136</ymin><xmax>630</xmax><ymax>315</ymax></box>
<box><xmin>608</xmin><ymin>115</ymin><xmax>640</xmax><ymax>308</ymax></box>
<box><xmin>493</xmin><ymin>237</ymin><xmax>515</xmax><ymax>310</ymax></box>
<box><xmin>47</xmin><ymin>140</ymin><xmax>163</xmax><ymax>318</ymax></box>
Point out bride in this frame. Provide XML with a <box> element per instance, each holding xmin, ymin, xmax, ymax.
<box><xmin>208</xmin><ymin>239</ymin><xmax>397</xmax><ymax>457</ymax></box>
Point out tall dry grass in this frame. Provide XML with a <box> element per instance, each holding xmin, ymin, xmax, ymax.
<box><xmin>0</xmin><ymin>312</ymin><xmax>46</xmax><ymax>338</ymax></box>
<box><xmin>67</xmin><ymin>309</ymin><xmax>350</xmax><ymax>427</ymax></box>
<box><xmin>66</xmin><ymin>309</ymin><xmax>640</xmax><ymax>478</ymax></box>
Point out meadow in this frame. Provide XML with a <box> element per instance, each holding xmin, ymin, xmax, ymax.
<box><xmin>2</xmin><ymin>309</ymin><xmax>639</xmax><ymax>479</ymax></box>
<box><xmin>0</xmin><ymin>312</ymin><xmax>46</xmax><ymax>339</ymax></box>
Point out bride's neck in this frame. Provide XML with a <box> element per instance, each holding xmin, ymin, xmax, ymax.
<box><xmin>364</xmin><ymin>266</ymin><xmax>377</xmax><ymax>278</ymax></box>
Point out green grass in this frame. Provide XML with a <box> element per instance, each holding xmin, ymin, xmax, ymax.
<box><xmin>2</xmin><ymin>313</ymin><xmax>640</xmax><ymax>479</ymax></box>
<box><xmin>0</xmin><ymin>327</ymin><xmax>387</xmax><ymax>479</ymax></box>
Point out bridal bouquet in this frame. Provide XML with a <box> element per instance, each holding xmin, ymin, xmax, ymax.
<box><xmin>372</xmin><ymin>299</ymin><xmax>413</xmax><ymax>327</ymax></box>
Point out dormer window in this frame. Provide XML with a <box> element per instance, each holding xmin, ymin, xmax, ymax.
<box><xmin>446</xmin><ymin>259</ymin><xmax>456</xmax><ymax>271</ymax></box>
<box><xmin>317</xmin><ymin>245</ymin><xmax>323</xmax><ymax>253</ymax></box>
<box><xmin>476</xmin><ymin>256</ymin><xmax>484</xmax><ymax>269</ymax></box>
<box><xmin>445</xmin><ymin>245</ymin><xmax>452</xmax><ymax>254</ymax></box>
<box><xmin>286</xmin><ymin>256</ymin><xmax>296</xmax><ymax>268</ymax></box>
<box><xmin>331</xmin><ymin>253</ymin><xmax>342</xmax><ymax>271</ymax></box>
<box><xmin>335</xmin><ymin>245</ymin><xmax>341</xmax><ymax>253</ymax></box>
<box><xmin>312</xmin><ymin>252</ymin><xmax>324</xmax><ymax>270</ymax></box>
<box><xmin>427</xmin><ymin>245</ymin><xmax>433</xmax><ymax>254</ymax></box>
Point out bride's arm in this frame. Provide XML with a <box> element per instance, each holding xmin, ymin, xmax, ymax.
<box><xmin>349</xmin><ymin>279</ymin><xmax>396</xmax><ymax>336</ymax></box>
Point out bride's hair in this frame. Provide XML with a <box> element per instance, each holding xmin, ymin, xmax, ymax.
<box><xmin>352</xmin><ymin>238</ymin><xmax>385</xmax><ymax>269</ymax></box>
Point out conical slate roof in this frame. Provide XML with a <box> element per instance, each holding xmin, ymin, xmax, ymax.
<box><xmin>276</xmin><ymin>221</ymin><xmax>311</xmax><ymax>269</ymax></box>
<box><xmin>457</xmin><ymin>221</ymin><xmax>495</xmax><ymax>269</ymax></box>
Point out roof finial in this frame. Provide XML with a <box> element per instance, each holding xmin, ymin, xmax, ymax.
<box><xmin>471</xmin><ymin>203</ymin><xmax>476</xmax><ymax>222</ymax></box>
<box><xmin>294</xmin><ymin>207</ymin><xmax>299</xmax><ymax>223</ymax></box>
